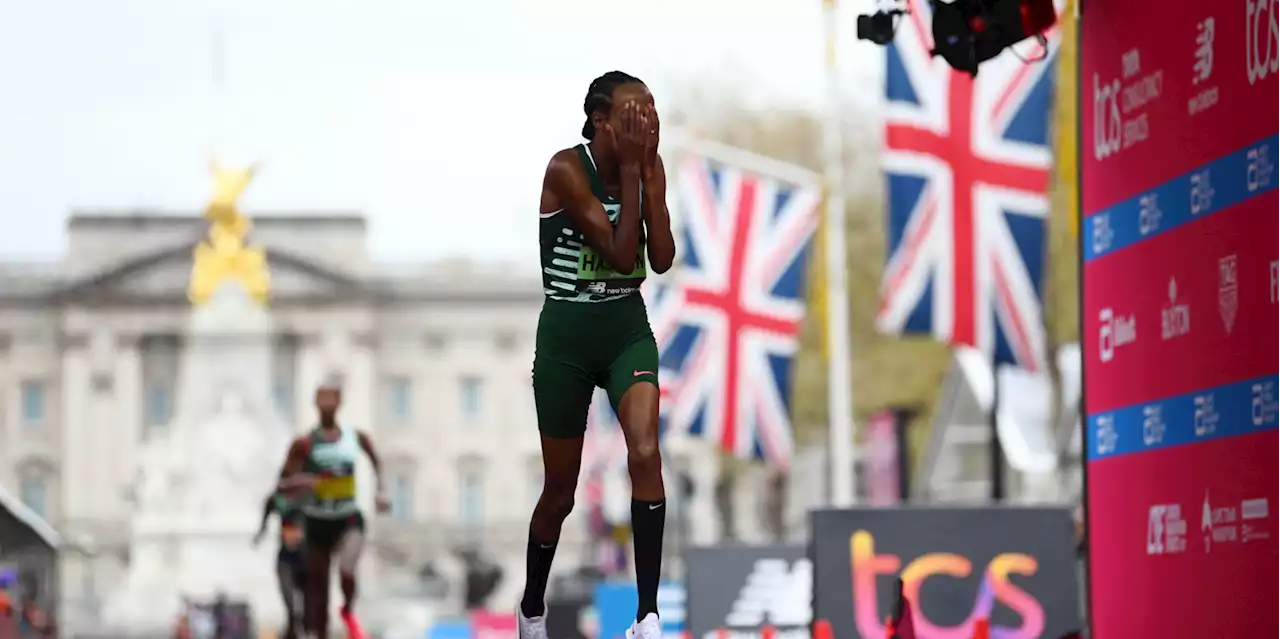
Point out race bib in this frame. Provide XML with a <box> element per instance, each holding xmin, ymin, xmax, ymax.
<box><xmin>576</xmin><ymin>245</ymin><xmax>646</xmax><ymax>296</ymax></box>
<box><xmin>575</xmin><ymin>202</ymin><xmax>646</xmax><ymax>296</ymax></box>
<box><xmin>314</xmin><ymin>475</ymin><xmax>355</xmax><ymax>501</ymax></box>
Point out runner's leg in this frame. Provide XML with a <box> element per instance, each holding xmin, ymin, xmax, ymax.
<box><xmin>522</xmin><ymin>303</ymin><xmax>593</xmax><ymax>622</ymax></box>
<box><xmin>302</xmin><ymin>528</ymin><xmax>333</xmax><ymax>639</ymax></box>
<box><xmin>608</xmin><ymin>337</ymin><xmax>665</xmax><ymax>623</ymax></box>
<box><xmin>334</xmin><ymin>522</ymin><xmax>365</xmax><ymax>613</ymax></box>
<box><xmin>276</xmin><ymin>558</ymin><xmax>300</xmax><ymax>639</ymax></box>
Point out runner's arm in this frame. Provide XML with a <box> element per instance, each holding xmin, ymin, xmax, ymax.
<box><xmin>276</xmin><ymin>437</ymin><xmax>312</xmax><ymax>491</ymax></box>
<box><xmin>356</xmin><ymin>430</ymin><xmax>384</xmax><ymax>492</ymax></box>
<box><xmin>642</xmin><ymin>154</ymin><xmax>675</xmax><ymax>274</ymax></box>
<box><xmin>256</xmin><ymin>496</ymin><xmax>273</xmax><ymax>538</ymax></box>
<box><xmin>543</xmin><ymin>150</ymin><xmax>643</xmax><ymax>273</ymax></box>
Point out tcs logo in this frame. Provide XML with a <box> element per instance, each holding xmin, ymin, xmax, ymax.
<box><xmin>849</xmin><ymin>531</ymin><xmax>1046</xmax><ymax>639</ymax></box>
<box><xmin>1092</xmin><ymin>73</ymin><xmax>1123</xmax><ymax>160</ymax></box>
<box><xmin>1246</xmin><ymin>0</ymin><xmax>1279</xmax><ymax>84</ymax></box>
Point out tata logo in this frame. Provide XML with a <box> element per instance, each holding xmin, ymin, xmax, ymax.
<box><xmin>1098</xmin><ymin>307</ymin><xmax>1137</xmax><ymax>362</ymax></box>
<box><xmin>1092</xmin><ymin>73</ymin><xmax>1123</xmax><ymax>160</ymax></box>
<box><xmin>1246</xmin><ymin>0</ymin><xmax>1278</xmax><ymax>85</ymax></box>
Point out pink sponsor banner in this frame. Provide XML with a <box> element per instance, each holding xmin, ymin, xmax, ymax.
<box><xmin>1080</xmin><ymin>0</ymin><xmax>1279</xmax><ymax>213</ymax></box>
<box><xmin>1082</xmin><ymin>193</ymin><xmax>1278</xmax><ymax>411</ymax></box>
<box><xmin>1087</xmin><ymin>431</ymin><xmax>1279</xmax><ymax>638</ymax></box>
<box><xmin>1080</xmin><ymin>0</ymin><xmax>1280</xmax><ymax>636</ymax></box>
<box><xmin>470</xmin><ymin>610</ymin><xmax>516</xmax><ymax>639</ymax></box>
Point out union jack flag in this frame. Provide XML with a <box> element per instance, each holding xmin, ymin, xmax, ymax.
<box><xmin>658</xmin><ymin>152</ymin><xmax>821</xmax><ymax>468</ymax></box>
<box><xmin>877</xmin><ymin>0</ymin><xmax>1059</xmax><ymax>372</ymax></box>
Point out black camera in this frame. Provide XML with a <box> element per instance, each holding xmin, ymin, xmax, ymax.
<box><xmin>856</xmin><ymin>10</ymin><xmax>903</xmax><ymax>45</ymax></box>
<box><xmin>855</xmin><ymin>0</ymin><xmax>1057</xmax><ymax>76</ymax></box>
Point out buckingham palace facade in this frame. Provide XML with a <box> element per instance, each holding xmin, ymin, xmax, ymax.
<box><xmin>0</xmin><ymin>213</ymin><xmax>740</xmax><ymax>631</ymax></box>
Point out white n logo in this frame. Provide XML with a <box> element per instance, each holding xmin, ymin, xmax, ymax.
<box><xmin>725</xmin><ymin>558</ymin><xmax>813</xmax><ymax>627</ymax></box>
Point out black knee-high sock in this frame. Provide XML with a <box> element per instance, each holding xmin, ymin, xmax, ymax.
<box><xmin>520</xmin><ymin>530</ymin><xmax>558</xmax><ymax>618</ymax></box>
<box><xmin>631</xmin><ymin>498</ymin><xmax>666</xmax><ymax>621</ymax></box>
<box><xmin>340</xmin><ymin>573</ymin><xmax>357</xmax><ymax>613</ymax></box>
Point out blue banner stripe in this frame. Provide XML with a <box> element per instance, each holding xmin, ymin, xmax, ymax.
<box><xmin>1086</xmin><ymin>374</ymin><xmax>1280</xmax><ymax>461</ymax></box>
<box><xmin>1083</xmin><ymin>135</ymin><xmax>1279</xmax><ymax>261</ymax></box>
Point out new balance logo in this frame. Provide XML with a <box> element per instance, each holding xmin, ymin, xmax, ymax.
<box><xmin>724</xmin><ymin>559</ymin><xmax>812</xmax><ymax>630</ymax></box>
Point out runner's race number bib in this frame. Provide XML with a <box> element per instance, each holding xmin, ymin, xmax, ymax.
<box><xmin>314</xmin><ymin>475</ymin><xmax>355</xmax><ymax>501</ymax></box>
<box><xmin>576</xmin><ymin>204</ymin><xmax>646</xmax><ymax>296</ymax></box>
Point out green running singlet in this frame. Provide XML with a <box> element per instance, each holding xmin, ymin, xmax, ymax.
<box><xmin>533</xmin><ymin>144</ymin><xmax>661</xmax><ymax>438</ymax></box>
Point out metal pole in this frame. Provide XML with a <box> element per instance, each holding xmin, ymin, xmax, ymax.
<box><xmin>823</xmin><ymin>0</ymin><xmax>858</xmax><ymax>507</ymax></box>
<box><xmin>893</xmin><ymin>408</ymin><xmax>913</xmax><ymax>502</ymax></box>
<box><xmin>989</xmin><ymin>359</ymin><xmax>1006</xmax><ymax>501</ymax></box>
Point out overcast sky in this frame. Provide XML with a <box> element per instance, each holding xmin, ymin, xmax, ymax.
<box><xmin>0</xmin><ymin>0</ymin><xmax>881</xmax><ymax>266</ymax></box>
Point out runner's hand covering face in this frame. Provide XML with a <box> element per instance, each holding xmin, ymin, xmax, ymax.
<box><xmin>614</xmin><ymin>101</ymin><xmax>649</xmax><ymax>167</ymax></box>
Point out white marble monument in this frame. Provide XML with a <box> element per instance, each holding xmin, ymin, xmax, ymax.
<box><xmin>106</xmin><ymin>283</ymin><xmax>292</xmax><ymax>631</ymax></box>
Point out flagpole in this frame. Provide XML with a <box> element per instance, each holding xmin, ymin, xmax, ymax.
<box><xmin>822</xmin><ymin>0</ymin><xmax>858</xmax><ymax>508</ymax></box>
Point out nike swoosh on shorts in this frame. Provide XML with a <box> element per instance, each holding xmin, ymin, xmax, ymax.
<box><xmin>633</xmin><ymin>370</ymin><xmax>654</xmax><ymax>377</ymax></box>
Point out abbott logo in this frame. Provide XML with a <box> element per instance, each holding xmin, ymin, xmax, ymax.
<box><xmin>1246</xmin><ymin>0</ymin><xmax>1278</xmax><ymax>84</ymax></box>
<box><xmin>1099</xmin><ymin>308</ymin><xmax>1137</xmax><ymax>362</ymax></box>
<box><xmin>1093</xmin><ymin>72</ymin><xmax>1123</xmax><ymax>159</ymax></box>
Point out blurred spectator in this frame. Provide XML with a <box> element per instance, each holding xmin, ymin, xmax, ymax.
<box><xmin>1073</xmin><ymin>505</ymin><xmax>1085</xmax><ymax>552</ymax></box>
<box><xmin>0</xmin><ymin>591</ymin><xmax>14</xmax><ymax>639</ymax></box>
<box><xmin>212</xmin><ymin>592</ymin><xmax>230</xmax><ymax>638</ymax></box>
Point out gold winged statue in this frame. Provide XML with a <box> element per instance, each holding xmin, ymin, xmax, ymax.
<box><xmin>188</xmin><ymin>159</ymin><xmax>272</xmax><ymax>305</ymax></box>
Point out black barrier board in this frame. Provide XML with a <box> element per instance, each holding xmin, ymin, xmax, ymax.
<box><xmin>546</xmin><ymin>597</ymin><xmax>590</xmax><ymax>639</ymax></box>
<box><xmin>810</xmin><ymin>507</ymin><xmax>1079</xmax><ymax>639</ymax></box>
<box><xmin>685</xmin><ymin>544</ymin><xmax>810</xmax><ymax>639</ymax></box>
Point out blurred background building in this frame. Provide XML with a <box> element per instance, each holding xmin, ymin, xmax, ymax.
<box><xmin>0</xmin><ymin>213</ymin><xmax>739</xmax><ymax>633</ymax></box>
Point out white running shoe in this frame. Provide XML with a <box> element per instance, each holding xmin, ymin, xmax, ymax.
<box><xmin>625</xmin><ymin>613</ymin><xmax>662</xmax><ymax>639</ymax></box>
<box><xmin>517</xmin><ymin>606</ymin><xmax>549</xmax><ymax>639</ymax></box>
